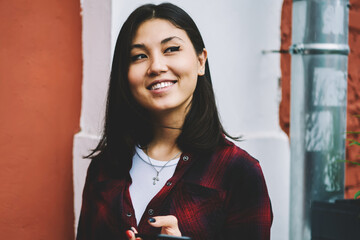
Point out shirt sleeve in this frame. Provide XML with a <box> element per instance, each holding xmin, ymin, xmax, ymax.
<box><xmin>223</xmin><ymin>154</ymin><xmax>273</xmax><ymax>240</ymax></box>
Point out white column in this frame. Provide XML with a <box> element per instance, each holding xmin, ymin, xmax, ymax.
<box><xmin>73</xmin><ymin>0</ymin><xmax>112</xmax><ymax>231</ymax></box>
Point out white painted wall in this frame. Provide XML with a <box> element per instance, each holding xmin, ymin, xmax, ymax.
<box><xmin>73</xmin><ymin>0</ymin><xmax>289</xmax><ymax>239</ymax></box>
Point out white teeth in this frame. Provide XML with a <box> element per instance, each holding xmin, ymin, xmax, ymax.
<box><xmin>151</xmin><ymin>81</ymin><xmax>174</xmax><ymax>90</ymax></box>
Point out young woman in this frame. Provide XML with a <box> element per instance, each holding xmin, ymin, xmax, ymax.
<box><xmin>77</xmin><ymin>3</ymin><xmax>272</xmax><ymax>240</ymax></box>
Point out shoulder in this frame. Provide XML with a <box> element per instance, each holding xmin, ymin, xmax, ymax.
<box><xmin>85</xmin><ymin>152</ymin><xmax>125</xmax><ymax>183</ymax></box>
<box><xmin>213</xmin><ymin>139</ymin><xmax>265</xmax><ymax>184</ymax></box>
<box><xmin>215</xmin><ymin>139</ymin><xmax>259</xmax><ymax>169</ymax></box>
<box><xmin>84</xmin><ymin>157</ymin><xmax>105</xmax><ymax>183</ymax></box>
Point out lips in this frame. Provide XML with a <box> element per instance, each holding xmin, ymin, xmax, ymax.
<box><xmin>147</xmin><ymin>80</ymin><xmax>177</xmax><ymax>90</ymax></box>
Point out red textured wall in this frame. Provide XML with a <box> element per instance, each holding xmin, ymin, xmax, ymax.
<box><xmin>0</xmin><ymin>1</ymin><xmax>82</xmax><ymax>239</ymax></box>
<box><xmin>280</xmin><ymin>0</ymin><xmax>360</xmax><ymax>199</ymax></box>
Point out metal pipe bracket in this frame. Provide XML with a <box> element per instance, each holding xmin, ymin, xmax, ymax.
<box><xmin>290</xmin><ymin>43</ymin><xmax>350</xmax><ymax>55</ymax></box>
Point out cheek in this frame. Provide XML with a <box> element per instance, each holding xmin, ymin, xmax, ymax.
<box><xmin>128</xmin><ymin>66</ymin><xmax>143</xmax><ymax>88</ymax></box>
<box><xmin>173</xmin><ymin>57</ymin><xmax>199</xmax><ymax>79</ymax></box>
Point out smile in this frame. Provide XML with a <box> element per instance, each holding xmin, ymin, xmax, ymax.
<box><xmin>148</xmin><ymin>80</ymin><xmax>177</xmax><ymax>90</ymax></box>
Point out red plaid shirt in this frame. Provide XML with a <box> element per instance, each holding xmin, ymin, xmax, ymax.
<box><xmin>77</xmin><ymin>140</ymin><xmax>273</xmax><ymax>240</ymax></box>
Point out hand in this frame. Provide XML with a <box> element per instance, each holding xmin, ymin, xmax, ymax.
<box><xmin>148</xmin><ymin>215</ymin><xmax>182</xmax><ymax>236</ymax></box>
<box><xmin>125</xmin><ymin>215</ymin><xmax>181</xmax><ymax>240</ymax></box>
<box><xmin>125</xmin><ymin>227</ymin><xmax>141</xmax><ymax>240</ymax></box>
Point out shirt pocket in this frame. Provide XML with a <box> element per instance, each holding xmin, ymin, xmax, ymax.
<box><xmin>183</xmin><ymin>182</ymin><xmax>224</xmax><ymax>210</ymax></box>
<box><xmin>170</xmin><ymin>182</ymin><xmax>225</xmax><ymax>239</ymax></box>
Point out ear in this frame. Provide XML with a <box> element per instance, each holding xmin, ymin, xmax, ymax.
<box><xmin>197</xmin><ymin>48</ymin><xmax>208</xmax><ymax>76</ymax></box>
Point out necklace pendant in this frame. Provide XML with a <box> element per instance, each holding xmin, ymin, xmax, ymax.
<box><xmin>152</xmin><ymin>176</ymin><xmax>159</xmax><ymax>185</ymax></box>
<box><xmin>144</xmin><ymin>148</ymin><xmax>181</xmax><ymax>185</ymax></box>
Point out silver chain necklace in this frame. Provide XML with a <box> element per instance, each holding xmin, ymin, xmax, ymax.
<box><xmin>136</xmin><ymin>150</ymin><xmax>178</xmax><ymax>168</ymax></box>
<box><xmin>145</xmin><ymin>148</ymin><xmax>181</xmax><ymax>185</ymax></box>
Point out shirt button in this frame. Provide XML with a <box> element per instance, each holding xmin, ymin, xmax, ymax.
<box><xmin>126</xmin><ymin>212</ymin><xmax>132</xmax><ymax>217</ymax></box>
<box><xmin>166</xmin><ymin>181</ymin><xmax>172</xmax><ymax>186</ymax></box>
<box><xmin>148</xmin><ymin>209</ymin><xmax>154</xmax><ymax>215</ymax></box>
<box><xmin>182</xmin><ymin>155</ymin><xmax>189</xmax><ymax>161</ymax></box>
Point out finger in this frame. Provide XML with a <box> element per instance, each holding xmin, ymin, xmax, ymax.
<box><xmin>148</xmin><ymin>215</ymin><xmax>178</xmax><ymax>227</ymax></box>
<box><xmin>126</xmin><ymin>227</ymin><xmax>141</xmax><ymax>240</ymax></box>
<box><xmin>148</xmin><ymin>215</ymin><xmax>181</xmax><ymax>236</ymax></box>
<box><xmin>131</xmin><ymin>227</ymin><xmax>142</xmax><ymax>240</ymax></box>
<box><xmin>125</xmin><ymin>230</ymin><xmax>136</xmax><ymax>240</ymax></box>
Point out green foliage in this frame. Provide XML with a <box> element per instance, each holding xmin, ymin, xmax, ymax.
<box><xmin>346</xmin><ymin>131</ymin><xmax>360</xmax><ymax>134</ymax></box>
<box><xmin>355</xmin><ymin>191</ymin><xmax>360</xmax><ymax>199</ymax></box>
<box><xmin>346</xmin><ymin>115</ymin><xmax>360</xmax><ymax>199</ymax></box>
<box><xmin>340</xmin><ymin>160</ymin><xmax>360</xmax><ymax>166</ymax></box>
<box><xmin>348</xmin><ymin>139</ymin><xmax>360</xmax><ymax>146</ymax></box>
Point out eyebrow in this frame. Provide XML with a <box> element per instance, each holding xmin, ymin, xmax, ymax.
<box><xmin>130</xmin><ymin>36</ymin><xmax>184</xmax><ymax>50</ymax></box>
<box><xmin>161</xmin><ymin>36</ymin><xmax>184</xmax><ymax>44</ymax></box>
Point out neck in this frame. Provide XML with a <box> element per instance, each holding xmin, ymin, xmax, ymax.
<box><xmin>146</xmin><ymin>109</ymin><xmax>185</xmax><ymax>161</ymax></box>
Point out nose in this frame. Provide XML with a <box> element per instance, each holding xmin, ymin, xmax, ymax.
<box><xmin>147</xmin><ymin>54</ymin><xmax>168</xmax><ymax>76</ymax></box>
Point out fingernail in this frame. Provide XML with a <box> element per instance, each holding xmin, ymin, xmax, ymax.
<box><xmin>126</xmin><ymin>230</ymin><xmax>133</xmax><ymax>238</ymax></box>
<box><xmin>149</xmin><ymin>217</ymin><xmax>156</xmax><ymax>223</ymax></box>
<box><xmin>131</xmin><ymin>227</ymin><xmax>136</xmax><ymax>232</ymax></box>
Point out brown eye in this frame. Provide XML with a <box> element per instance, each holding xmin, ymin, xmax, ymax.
<box><xmin>164</xmin><ymin>46</ymin><xmax>180</xmax><ymax>53</ymax></box>
<box><xmin>131</xmin><ymin>54</ymin><xmax>147</xmax><ymax>62</ymax></box>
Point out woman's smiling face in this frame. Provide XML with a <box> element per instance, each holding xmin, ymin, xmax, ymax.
<box><xmin>128</xmin><ymin>18</ymin><xmax>207</xmax><ymax>115</ymax></box>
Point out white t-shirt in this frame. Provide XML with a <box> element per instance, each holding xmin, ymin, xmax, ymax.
<box><xmin>129</xmin><ymin>146</ymin><xmax>180</xmax><ymax>225</ymax></box>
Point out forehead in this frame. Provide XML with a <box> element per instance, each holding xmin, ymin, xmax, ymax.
<box><xmin>132</xmin><ymin>18</ymin><xmax>190</xmax><ymax>44</ymax></box>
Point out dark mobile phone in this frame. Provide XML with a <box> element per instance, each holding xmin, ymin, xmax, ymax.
<box><xmin>135</xmin><ymin>233</ymin><xmax>191</xmax><ymax>240</ymax></box>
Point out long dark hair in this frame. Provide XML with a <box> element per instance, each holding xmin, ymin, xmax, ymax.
<box><xmin>87</xmin><ymin>3</ymin><xmax>235</xmax><ymax>174</ymax></box>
